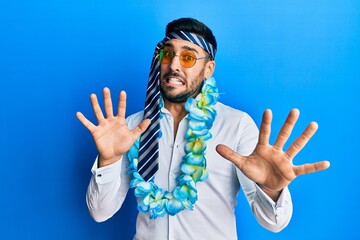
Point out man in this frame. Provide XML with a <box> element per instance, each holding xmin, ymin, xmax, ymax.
<box><xmin>76</xmin><ymin>18</ymin><xmax>330</xmax><ymax>239</ymax></box>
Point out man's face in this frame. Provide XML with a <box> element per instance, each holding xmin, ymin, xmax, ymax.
<box><xmin>160</xmin><ymin>39</ymin><xmax>213</xmax><ymax>103</ymax></box>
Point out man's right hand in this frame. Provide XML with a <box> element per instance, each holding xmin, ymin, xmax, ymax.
<box><xmin>76</xmin><ymin>87</ymin><xmax>151</xmax><ymax>168</ymax></box>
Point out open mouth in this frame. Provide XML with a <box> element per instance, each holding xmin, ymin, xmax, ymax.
<box><xmin>166</xmin><ymin>77</ymin><xmax>185</xmax><ymax>86</ymax></box>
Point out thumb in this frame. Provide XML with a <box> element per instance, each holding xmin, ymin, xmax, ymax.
<box><xmin>132</xmin><ymin>119</ymin><xmax>151</xmax><ymax>139</ymax></box>
<box><xmin>216</xmin><ymin>144</ymin><xmax>244</xmax><ymax>169</ymax></box>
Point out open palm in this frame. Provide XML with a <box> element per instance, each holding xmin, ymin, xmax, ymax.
<box><xmin>76</xmin><ymin>88</ymin><xmax>150</xmax><ymax>167</ymax></box>
<box><xmin>216</xmin><ymin>109</ymin><xmax>330</xmax><ymax>192</ymax></box>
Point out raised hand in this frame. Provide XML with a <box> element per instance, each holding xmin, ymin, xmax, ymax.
<box><xmin>216</xmin><ymin>109</ymin><xmax>330</xmax><ymax>197</ymax></box>
<box><xmin>76</xmin><ymin>88</ymin><xmax>150</xmax><ymax>167</ymax></box>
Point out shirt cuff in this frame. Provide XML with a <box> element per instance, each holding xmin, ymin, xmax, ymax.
<box><xmin>91</xmin><ymin>156</ymin><xmax>123</xmax><ymax>184</ymax></box>
<box><xmin>255</xmin><ymin>183</ymin><xmax>290</xmax><ymax>209</ymax></box>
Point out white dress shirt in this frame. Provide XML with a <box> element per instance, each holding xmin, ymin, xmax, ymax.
<box><xmin>86</xmin><ymin>102</ymin><xmax>293</xmax><ymax>240</ymax></box>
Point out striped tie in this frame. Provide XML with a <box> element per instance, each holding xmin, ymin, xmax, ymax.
<box><xmin>137</xmin><ymin>31</ymin><xmax>216</xmax><ymax>182</ymax></box>
<box><xmin>137</xmin><ymin>41</ymin><xmax>163</xmax><ymax>182</ymax></box>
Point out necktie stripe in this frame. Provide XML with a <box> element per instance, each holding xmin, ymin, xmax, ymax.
<box><xmin>139</xmin><ymin>119</ymin><xmax>157</xmax><ymax>142</ymax></box>
<box><xmin>139</xmin><ymin>120</ymin><xmax>160</xmax><ymax>152</ymax></box>
<box><xmin>139</xmin><ymin>127</ymin><xmax>159</xmax><ymax>153</ymax></box>
<box><xmin>141</xmin><ymin>166</ymin><xmax>159</xmax><ymax>183</ymax></box>
<box><xmin>144</xmin><ymin>92</ymin><xmax>160</xmax><ymax>111</ymax></box>
<box><xmin>138</xmin><ymin>149</ymin><xmax>159</xmax><ymax>174</ymax></box>
<box><xmin>146</xmin><ymin>76</ymin><xmax>158</xmax><ymax>95</ymax></box>
<box><xmin>138</xmin><ymin>139</ymin><xmax>159</xmax><ymax>166</ymax></box>
<box><xmin>138</xmin><ymin>148</ymin><xmax>159</xmax><ymax>174</ymax></box>
<box><xmin>138</xmin><ymin>139</ymin><xmax>156</xmax><ymax>161</ymax></box>
<box><xmin>168</xmin><ymin>32</ymin><xmax>181</xmax><ymax>40</ymax></box>
<box><xmin>144</xmin><ymin>103</ymin><xmax>159</xmax><ymax>118</ymax></box>
<box><xmin>179</xmin><ymin>31</ymin><xmax>204</xmax><ymax>51</ymax></box>
<box><xmin>139</xmin><ymin>119</ymin><xmax>159</xmax><ymax>150</ymax></box>
<box><xmin>150</xmin><ymin>110</ymin><xmax>160</xmax><ymax>121</ymax></box>
<box><xmin>147</xmin><ymin>77</ymin><xmax>157</xmax><ymax>91</ymax></box>
<box><xmin>197</xmin><ymin>36</ymin><xmax>211</xmax><ymax>57</ymax></box>
<box><xmin>144</xmin><ymin>101</ymin><xmax>159</xmax><ymax>119</ymax></box>
<box><xmin>187</xmin><ymin>32</ymin><xmax>203</xmax><ymax>48</ymax></box>
<box><xmin>147</xmin><ymin>72</ymin><xmax>158</xmax><ymax>89</ymax></box>
<box><xmin>146</xmin><ymin>74</ymin><xmax>160</xmax><ymax>103</ymax></box>
<box><xmin>139</xmin><ymin>156</ymin><xmax>159</xmax><ymax>180</ymax></box>
<box><xmin>149</xmin><ymin>63</ymin><xmax>160</xmax><ymax>82</ymax></box>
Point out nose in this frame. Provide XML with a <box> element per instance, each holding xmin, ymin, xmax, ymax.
<box><xmin>168</xmin><ymin>55</ymin><xmax>181</xmax><ymax>72</ymax></box>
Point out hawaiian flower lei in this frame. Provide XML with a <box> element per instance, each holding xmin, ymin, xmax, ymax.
<box><xmin>127</xmin><ymin>77</ymin><xmax>219</xmax><ymax>219</ymax></box>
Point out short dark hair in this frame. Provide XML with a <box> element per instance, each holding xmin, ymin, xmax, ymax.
<box><xmin>165</xmin><ymin>18</ymin><xmax>217</xmax><ymax>58</ymax></box>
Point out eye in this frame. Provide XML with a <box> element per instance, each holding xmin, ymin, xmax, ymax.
<box><xmin>164</xmin><ymin>51</ymin><xmax>173</xmax><ymax>58</ymax></box>
<box><xmin>163</xmin><ymin>47</ymin><xmax>174</xmax><ymax>59</ymax></box>
<box><xmin>182</xmin><ymin>51</ymin><xmax>195</xmax><ymax>62</ymax></box>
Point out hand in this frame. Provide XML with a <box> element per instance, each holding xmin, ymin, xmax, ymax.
<box><xmin>216</xmin><ymin>109</ymin><xmax>330</xmax><ymax>195</ymax></box>
<box><xmin>76</xmin><ymin>88</ymin><xmax>150</xmax><ymax>167</ymax></box>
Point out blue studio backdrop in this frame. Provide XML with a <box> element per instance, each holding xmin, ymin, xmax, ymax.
<box><xmin>1</xmin><ymin>0</ymin><xmax>359</xmax><ymax>239</ymax></box>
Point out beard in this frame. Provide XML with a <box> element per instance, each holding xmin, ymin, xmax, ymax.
<box><xmin>160</xmin><ymin>70</ymin><xmax>205</xmax><ymax>103</ymax></box>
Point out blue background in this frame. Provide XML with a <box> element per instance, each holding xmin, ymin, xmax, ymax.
<box><xmin>1</xmin><ymin>0</ymin><xmax>359</xmax><ymax>239</ymax></box>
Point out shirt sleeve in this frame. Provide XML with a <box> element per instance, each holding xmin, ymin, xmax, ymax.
<box><xmin>86</xmin><ymin>155</ymin><xmax>131</xmax><ymax>222</ymax></box>
<box><xmin>85</xmin><ymin>112</ymin><xmax>143</xmax><ymax>222</ymax></box>
<box><xmin>235</xmin><ymin>113</ymin><xmax>293</xmax><ymax>232</ymax></box>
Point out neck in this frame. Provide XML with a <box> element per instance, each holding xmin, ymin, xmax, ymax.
<box><xmin>164</xmin><ymin>98</ymin><xmax>188</xmax><ymax>139</ymax></box>
<box><xmin>164</xmin><ymin>98</ymin><xmax>188</xmax><ymax>120</ymax></box>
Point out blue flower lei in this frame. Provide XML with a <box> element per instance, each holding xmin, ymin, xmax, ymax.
<box><xmin>127</xmin><ymin>77</ymin><xmax>219</xmax><ymax>219</ymax></box>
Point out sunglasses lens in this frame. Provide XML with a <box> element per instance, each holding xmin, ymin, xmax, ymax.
<box><xmin>161</xmin><ymin>47</ymin><xmax>173</xmax><ymax>64</ymax></box>
<box><xmin>180</xmin><ymin>50</ymin><xmax>196</xmax><ymax>68</ymax></box>
<box><xmin>160</xmin><ymin>47</ymin><xmax>197</xmax><ymax>68</ymax></box>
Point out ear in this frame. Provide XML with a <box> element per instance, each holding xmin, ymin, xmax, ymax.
<box><xmin>204</xmin><ymin>60</ymin><xmax>216</xmax><ymax>79</ymax></box>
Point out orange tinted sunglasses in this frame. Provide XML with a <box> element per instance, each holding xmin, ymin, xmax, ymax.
<box><xmin>160</xmin><ymin>46</ymin><xmax>210</xmax><ymax>68</ymax></box>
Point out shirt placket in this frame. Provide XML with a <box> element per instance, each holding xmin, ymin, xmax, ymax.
<box><xmin>168</xmin><ymin>116</ymin><xmax>188</xmax><ymax>240</ymax></box>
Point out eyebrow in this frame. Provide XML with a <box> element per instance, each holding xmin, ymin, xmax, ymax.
<box><xmin>164</xmin><ymin>42</ymin><xmax>199</xmax><ymax>54</ymax></box>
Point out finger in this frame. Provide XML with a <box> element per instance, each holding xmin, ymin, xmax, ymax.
<box><xmin>286</xmin><ymin>122</ymin><xmax>318</xmax><ymax>159</ymax></box>
<box><xmin>293</xmin><ymin>160</ymin><xmax>330</xmax><ymax>176</ymax></box>
<box><xmin>117</xmin><ymin>91</ymin><xmax>127</xmax><ymax>118</ymax></box>
<box><xmin>258</xmin><ymin>109</ymin><xmax>272</xmax><ymax>146</ymax></box>
<box><xmin>273</xmin><ymin>108</ymin><xmax>300</xmax><ymax>150</ymax></box>
<box><xmin>90</xmin><ymin>93</ymin><xmax>105</xmax><ymax>122</ymax></box>
<box><xmin>76</xmin><ymin>112</ymin><xmax>96</xmax><ymax>132</ymax></box>
<box><xmin>131</xmin><ymin>119</ymin><xmax>151</xmax><ymax>140</ymax></box>
<box><xmin>103</xmin><ymin>87</ymin><xmax>114</xmax><ymax>118</ymax></box>
<box><xmin>216</xmin><ymin>144</ymin><xmax>245</xmax><ymax>169</ymax></box>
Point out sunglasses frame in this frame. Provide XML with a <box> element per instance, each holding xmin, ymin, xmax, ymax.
<box><xmin>159</xmin><ymin>46</ymin><xmax>211</xmax><ymax>68</ymax></box>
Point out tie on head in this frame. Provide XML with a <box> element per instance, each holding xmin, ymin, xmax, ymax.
<box><xmin>137</xmin><ymin>31</ymin><xmax>215</xmax><ymax>182</ymax></box>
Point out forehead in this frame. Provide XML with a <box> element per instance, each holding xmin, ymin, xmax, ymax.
<box><xmin>165</xmin><ymin>39</ymin><xmax>205</xmax><ymax>53</ymax></box>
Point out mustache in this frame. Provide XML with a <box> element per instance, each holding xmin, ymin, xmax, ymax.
<box><xmin>162</xmin><ymin>71</ymin><xmax>184</xmax><ymax>80</ymax></box>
